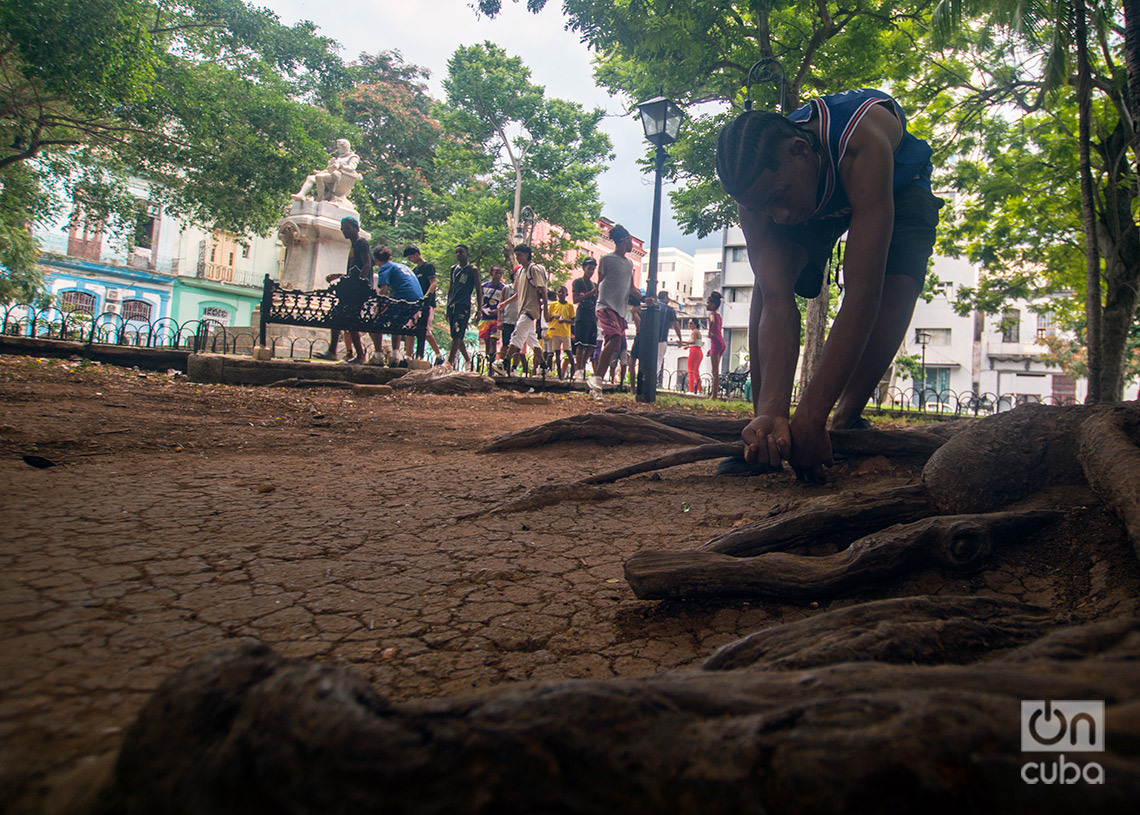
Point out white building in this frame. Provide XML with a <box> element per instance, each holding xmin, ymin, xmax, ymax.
<box><xmin>717</xmin><ymin>226</ymin><xmax>753</xmax><ymax>374</ymax></box>
<box><xmin>641</xmin><ymin>247</ymin><xmax>696</xmax><ymax>303</ymax></box>
<box><xmin>693</xmin><ymin>247</ymin><xmax>720</xmax><ymax>303</ymax></box>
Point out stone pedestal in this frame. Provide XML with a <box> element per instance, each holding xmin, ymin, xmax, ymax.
<box><xmin>276</xmin><ymin>200</ymin><xmax>370</xmax><ymax>292</ymax></box>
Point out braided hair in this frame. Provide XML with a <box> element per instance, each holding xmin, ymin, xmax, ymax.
<box><xmin>716</xmin><ymin>110</ymin><xmax>818</xmax><ymax>197</ymax></box>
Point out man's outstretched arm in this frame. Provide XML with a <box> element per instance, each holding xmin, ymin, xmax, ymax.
<box><xmin>740</xmin><ymin>205</ymin><xmax>802</xmax><ymax>469</ymax></box>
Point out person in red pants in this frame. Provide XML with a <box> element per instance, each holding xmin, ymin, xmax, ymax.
<box><xmin>686</xmin><ymin>321</ymin><xmax>704</xmax><ymax>394</ymax></box>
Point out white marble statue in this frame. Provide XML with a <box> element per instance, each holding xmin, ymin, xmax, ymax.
<box><xmin>292</xmin><ymin>139</ymin><xmax>362</xmax><ymax>205</ymax></box>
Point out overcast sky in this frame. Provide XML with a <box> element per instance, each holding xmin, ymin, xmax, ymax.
<box><xmin>262</xmin><ymin>0</ymin><xmax>721</xmax><ymax>254</ymax></box>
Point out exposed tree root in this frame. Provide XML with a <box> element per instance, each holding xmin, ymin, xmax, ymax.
<box><xmin>623</xmin><ymin>510</ymin><xmax>1061</xmax><ymax>602</ymax></box>
<box><xmin>104</xmin><ymin>625</ymin><xmax>1140</xmax><ymax>814</ymax></box>
<box><xmin>267</xmin><ymin>378</ymin><xmax>355</xmax><ymax>389</ymax></box>
<box><xmin>457</xmin><ymin>482</ymin><xmax>616</xmax><ymax>519</ymax></box>
<box><xmin>479</xmin><ymin>413</ymin><xmax>716</xmax><ymax>453</ymax></box>
<box><xmin>700</xmin><ymin>484</ymin><xmax>931</xmax><ymax>557</ymax></box>
<box><xmin>702</xmin><ymin>595</ymin><xmax>1055</xmax><ymax>670</ymax></box>
<box><xmin>580</xmin><ymin>442</ymin><xmax>745</xmax><ymax>484</ymax></box>
<box><xmin>1079</xmin><ymin>402</ymin><xmax>1140</xmax><ymax>559</ymax></box>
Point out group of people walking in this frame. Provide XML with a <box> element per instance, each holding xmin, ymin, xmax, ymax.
<box><xmin>316</xmin><ymin>217</ymin><xmax>728</xmax><ymax>396</ymax></box>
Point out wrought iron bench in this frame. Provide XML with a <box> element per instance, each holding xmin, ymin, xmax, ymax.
<box><xmin>257</xmin><ymin>275</ymin><xmax>430</xmax><ymax>356</ymax></box>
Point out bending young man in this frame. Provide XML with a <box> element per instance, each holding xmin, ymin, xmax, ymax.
<box><xmin>716</xmin><ymin>89</ymin><xmax>942</xmax><ymax>482</ymax></box>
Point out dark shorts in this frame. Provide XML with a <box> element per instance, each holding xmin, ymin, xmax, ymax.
<box><xmin>574</xmin><ymin>302</ymin><xmax>597</xmax><ymax>350</ymax></box>
<box><xmin>786</xmin><ymin>183</ymin><xmax>944</xmax><ymax>298</ymax></box>
<box><xmin>501</xmin><ymin>323</ymin><xmax>516</xmax><ymax>348</ymax></box>
<box><xmin>448</xmin><ymin>308</ymin><xmax>471</xmax><ymax>339</ymax></box>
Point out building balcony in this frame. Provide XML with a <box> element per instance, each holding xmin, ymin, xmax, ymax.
<box><xmin>195</xmin><ymin>262</ymin><xmax>264</xmax><ymax>288</ymax></box>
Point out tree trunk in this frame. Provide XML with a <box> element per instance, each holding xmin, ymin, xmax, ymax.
<box><xmin>798</xmin><ymin>288</ymin><xmax>829</xmax><ymax>397</ymax></box>
<box><xmin>1096</xmin><ymin>123</ymin><xmax>1140</xmax><ymax>403</ymax></box>
<box><xmin>1126</xmin><ymin>0</ymin><xmax>1140</xmax><ymax>133</ymax></box>
<box><xmin>1076</xmin><ymin>0</ymin><xmax>1105</xmax><ymax>402</ymax></box>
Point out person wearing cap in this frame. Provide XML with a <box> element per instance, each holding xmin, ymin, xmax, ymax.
<box><xmin>403</xmin><ymin>246</ymin><xmax>443</xmax><ymax>363</ymax></box>
<box><xmin>315</xmin><ymin>216</ymin><xmax>370</xmax><ymax>363</ymax></box>
<box><xmin>572</xmin><ymin>256</ymin><xmax>599</xmax><ymax>380</ymax></box>
<box><xmin>588</xmin><ymin>224</ymin><xmax>641</xmax><ymax>394</ymax></box>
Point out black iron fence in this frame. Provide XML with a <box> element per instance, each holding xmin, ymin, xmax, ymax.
<box><xmin>2</xmin><ymin>301</ymin><xmax>364</xmax><ymax>360</ymax></box>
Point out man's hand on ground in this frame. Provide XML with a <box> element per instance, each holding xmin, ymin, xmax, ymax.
<box><xmin>742</xmin><ymin>415</ymin><xmax>791</xmax><ymax>468</ymax></box>
<box><xmin>787</xmin><ymin>415</ymin><xmax>834</xmax><ymax>484</ymax></box>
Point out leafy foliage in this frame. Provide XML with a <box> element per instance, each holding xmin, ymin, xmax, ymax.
<box><xmin>440</xmin><ymin>42</ymin><xmax>611</xmax><ymax>242</ymax></box>
<box><xmin>0</xmin><ymin>0</ymin><xmax>350</xmax><ymax>252</ymax></box>
<box><xmin>419</xmin><ymin>41</ymin><xmax>611</xmax><ymax>303</ymax></box>
<box><xmin>474</xmin><ymin>1</ymin><xmax>938</xmax><ymax>237</ymax></box>
<box><xmin>343</xmin><ymin>51</ymin><xmax>445</xmax><ymax>246</ymax></box>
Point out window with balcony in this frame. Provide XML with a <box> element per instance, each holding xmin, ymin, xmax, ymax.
<box><xmin>1036</xmin><ymin>311</ymin><xmax>1057</xmax><ymax>339</ymax></box>
<box><xmin>67</xmin><ymin>211</ymin><xmax>104</xmax><ymax>261</ymax></box>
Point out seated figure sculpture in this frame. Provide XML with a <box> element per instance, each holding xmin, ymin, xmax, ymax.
<box><xmin>292</xmin><ymin>138</ymin><xmax>362</xmax><ymax>205</ymax></box>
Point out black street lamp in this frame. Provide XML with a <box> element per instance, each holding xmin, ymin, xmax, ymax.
<box><xmin>635</xmin><ymin>96</ymin><xmax>684</xmax><ymax>403</ymax></box>
<box><xmin>915</xmin><ymin>330</ymin><xmax>932</xmax><ymax>408</ymax></box>
<box><xmin>515</xmin><ymin>205</ymin><xmax>537</xmax><ymax>245</ymax></box>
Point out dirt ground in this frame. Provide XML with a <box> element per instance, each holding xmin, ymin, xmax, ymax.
<box><xmin>1</xmin><ymin>355</ymin><xmax>1138</xmax><ymax>813</ymax></box>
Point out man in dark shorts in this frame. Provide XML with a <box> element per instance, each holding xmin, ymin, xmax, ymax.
<box><xmin>716</xmin><ymin>88</ymin><xmax>942</xmax><ymax>481</ymax></box>
<box><xmin>315</xmin><ymin>216</ymin><xmax>370</xmax><ymax>364</ymax></box>
<box><xmin>445</xmin><ymin>244</ymin><xmax>479</xmax><ymax>370</ymax></box>
<box><xmin>403</xmin><ymin>246</ymin><xmax>443</xmax><ymax>363</ymax></box>
<box><xmin>572</xmin><ymin>256</ymin><xmax>598</xmax><ymax>381</ymax></box>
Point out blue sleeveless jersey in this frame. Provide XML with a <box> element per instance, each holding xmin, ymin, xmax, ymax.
<box><xmin>787</xmin><ymin>89</ymin><xmax>933</xmax><ymax>220</ymax></box>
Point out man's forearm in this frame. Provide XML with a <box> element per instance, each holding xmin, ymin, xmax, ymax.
<box><xmin>754</xmin><ymin>296</ymin><xmax>801</xmax><ymax>419</ymax></box>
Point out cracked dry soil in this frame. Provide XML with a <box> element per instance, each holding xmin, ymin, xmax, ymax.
<box><xmin>1</xmin><ymin>355</ymin><xmax>1137</xmax><ymax>812</ymax></box>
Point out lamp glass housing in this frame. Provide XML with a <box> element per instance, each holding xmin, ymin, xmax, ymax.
<box><xmin>637</xmin><ymin>97</ymin><xmax>685</xmax><ymax>146</ymax></box>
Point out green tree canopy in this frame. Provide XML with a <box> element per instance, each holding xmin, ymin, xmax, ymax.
<box><xmin>476</xmin><ymin>1</ymin><xmax>938</xmax><ymax>237</ymax></box>
<box><xmin>423</xmin><ymin>42</ymin><xmax>611</xmax><ymax>283</ymax></box>
<box><xmin>0</xmin><ymin>0</ymin><xmax>350</xmax><ymax>297</ymax></box>
<box><xmin>343</xmin><ymin>51</ymin><xmax>445</xmax><ymax>247</ymax></box>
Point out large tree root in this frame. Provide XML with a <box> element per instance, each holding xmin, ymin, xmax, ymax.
<box><xmin>624</xmin><ymin>510</ymin><xmax>1061</xmax><ymax>601</ymax></box>
<box><xmin>1078</xmin><ymin>402</ymin><xmax>1140</xmax><ymax>560</ymax></box>
<box><xmin>482</xmin><ymin>411</ymin><xmax>949</xmax><ymax>459</ymax></box>
<box><xmin>700</xmin><ymin>484</ymin><xmax>931</xmax><ymax>557</ymax></box>
<box><xmin>479</xmin><ymin>412</ymin><xmax>716</xmax><ymax>452</ymax></box>
<box><xmin>702</xmin><ymin>595</ymin><xmax>1055</xmax><ymax>670</ymax></box>
<box><xmin>612</xmin><ymin>406</ymin><xmax>969</xmax><ymax>453</ymax></box>
<box><xmin>102</xmin><ymin>625</ymin><xmax>1140</xmax><ymax>815</ymax></box>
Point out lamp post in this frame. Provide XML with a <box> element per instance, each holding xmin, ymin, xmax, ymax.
<box><xmin>515</xmin><ymin>205</ymin><xmax>536</xmax><ymax>245</ymax></box>
<box><xmin>915</xmin><ymin>330</ymin><xmax>932</xmax><ymax>408</ymax></box>
<box><xmin>635</xmin><ymin>96</ymin><xmax>685</xmax><ymax>403</ymax></box>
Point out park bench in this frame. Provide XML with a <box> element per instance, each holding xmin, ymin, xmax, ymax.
<box><xmin>258</xmin><ymin>274</ymin><xmax>430</xmax><ymax>357</ymax></box>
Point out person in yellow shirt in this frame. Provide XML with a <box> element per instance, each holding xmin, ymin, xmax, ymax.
<box><xmin>546</xmin><ymin>285</ymin><xmax>576</xmax><ymax>379</ymax></box>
